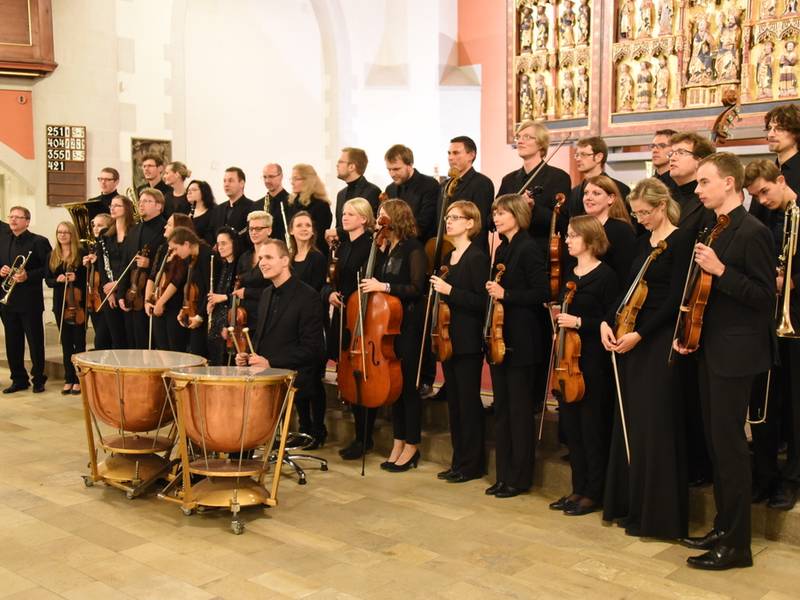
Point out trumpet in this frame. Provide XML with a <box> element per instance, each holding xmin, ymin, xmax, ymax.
<box><xmin>0</xmin><ymin>251</ymin><xmax>33</xmax><ymax>305</ymax></box>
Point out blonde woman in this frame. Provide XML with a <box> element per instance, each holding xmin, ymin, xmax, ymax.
<box><xmin>233</xmin><ymin>210</ymin><xmax>273</xmax><ymax>331</ymax></box>
<box><xmin>289</xmin><ymin>164</ymin><xmax>333</xmax><ymax>255</ymax></box>
<box><xmin>163</xmin><ymin>160</ymin><xmax>192</xmax><ymax>217</ymax></box>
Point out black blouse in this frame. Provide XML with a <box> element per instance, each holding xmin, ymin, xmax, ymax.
<box><xmin>45</xmin><ymin>252</ymin><xmax>87</xmax><ymax>313</ymax></box>
<box><xmin>292</xmin><ymin>248</ymin><xmax>327</xmax><ymax>292</ymax></box>
<box><xmin>210</xmin><ymin>256</ymin><xmax>237</xmax><ymax>340</ymax></box>
<box><xmin>602</xmin><ymin>218</ymin><xmax>637</xmax><ymax>284</ymax></box>
<box><xmin>236</xmin><ymin>248</ymin><xmax>270</xmax><ymax>331</ymax></box>
<box><xmin>562</xmin><ymin>262</ymin><xmax>619</xmax><ymax>363</ymax></box>
<box><xmin>192</xmin><ymin>210</ymin><xmax>214</xmax><ymax>246</ymax></box>
<box><xmin>287</xmin><ymin>196</ymin><xmax>333</xmax><ymax>255</ymax></box>
<box><xmin>375</xmin><ymin>237</ymin><xmax>427</xmax><ymax>341</ymax></box>
<box><xmin>442</xmin><ymin>242</ymin><xmax>489</xmax><ymax>356</ymax></box>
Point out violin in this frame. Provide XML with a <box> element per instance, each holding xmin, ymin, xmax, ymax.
<box><xmin>615</xmin><ymin>240</ymin><xmax>667</xmax><ymax>338</ymax></box>
<box><xmin>125</xmin><ymin>244</ymin><xmax>150</xmax><ymax>311</ymax></box>
<box><xmin>424</xmin><ymin>167</ymin><xmax>460</xmax><ymax>275</ymax></box>
<box><xmin>552</xmin><ymin>281</ymin><xmax>584</xmax><ymax>403</ymax></box>
<box><xmin>673</xmin><ymin>214</ymin><xmax>731</xmax><ymax>353</ymax></box>
<box><xmin>549</xmin><ymin>193</ymin><xmax>566</xmax><ymax>303</ymax></box>
<box><xmin>430</xmin><ymin>266</ymin><xmax>452</xmax><ymax>362</ymax></box>
<box><xmin>178</xmin><ymin>254</ymin><xmax>200</xmax><ymax>328</ymax></box>
<box><xmin>337</xmin><ymin>214</ymin><xmax>403</xmax><ymax>408</ymax></box>
<box><xmin>327</xmin><ymin>237</ymin><xmax>340</xmax><ymax>290</ymax></box>
<box><xmin>63</xmin><ymin>266</ymin><xmax>85</xmax><ymax>326</ymax></box>
<box><xmin>85</xmin><ymin>242</ymin><xmax>102</xmax><ymax>313</ymax></box>
<box><xmin>226</xmin><ymin>277</ymin><xmax>248</xmax><ymax>352</ymax></box>
<box><xmin>483</xmin><ymin>263</ymin><xmax>506</xmax><ymax>365</ymax></box>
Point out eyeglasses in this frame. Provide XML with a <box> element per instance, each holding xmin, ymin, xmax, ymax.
<box><xmin>336</xmin><ymin>160</ymin><xmax>352</xmax><ymax>165</ymax></box>
<box><xmin>565</xmin><ymin>232</ymin><xmax>581</xmax><ymax>239</ymax></box>
<box><xmin>649</xmin><ymin>143</ymin><xmax>670</xmax><ymax>150</ymax></box>
<box><xmin>263</xmin><ymin>174</ymin><xmax>280</xmax><ymax>179</ymax></box>
<box><xmin>7</xmin><ymin>215</ymin><xmax>28</xmax><ymax>220</ymax></box>
<box><xmin>56</xmin><ymin>230</ymin><xmax>71</xmax><ymax>235</ymax></box>
<box><xmin>248</xmin><ymin>226</ymin><xmax>269</xmax><ymax>232</ymax></box>
<box><xmin>445</xmin><ymin>214</ymin><xmax>469</xmax><ymax>222</ymax></box>
<box><xmin>668</xmin><ymin>148</ymin><xmax>697</xmax><ymax>158</ymax></box>
<box><xmin>291</xmin><ymin>176</ymin><xmax>306</xmax><ymax>181</ymax></box>
<box><xmin>574</xmin><ymin>151</ymin><xmax>596</xmax><ymax>159</ymax></box>
<box><xmin>140</xmin><ymin>198</ymin><xmax>157</xmax><ymax>204</ymax></box>
<box><xmin>513</xmin><ymin>134</ymin><xmax>536</xmax><ymax>142</ymax></box>
<box><xmin>631</xmin><ymin>208</ymin><xmax>657</xmax><ymax>220</ymax></box>
<box><xmin>765</xmin><ymin>125</ymin><xmax>788</xmax><ymax>133</ymax></box>
<box><xmin>97</xmin><ymin>177</ymin><xmax>116</xmax><ymax>182</ymax></box>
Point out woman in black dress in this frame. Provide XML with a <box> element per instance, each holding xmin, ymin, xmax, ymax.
<box><xmin>582</xmin><ymin>175</ymin><xmax>637</xmax><ymax>282</ymax></box>
<box><xmin>99</xmin><ymin>194</ymin><xmax>135</xmax><ymax>348</ymax></box>
<box><xmin>82</xmin><ymin>213</ymin><xmax>113</xmax><ymax>350</ymax></box>
<box><xmin>169</xmin><ymin>226</ymin><xmax>213</xmax><ymax>357</ymax></box>
<box><xmin>186</xmin><ymin>179</ymin><xmax>217</xmax><ymax>246</ymax></box>
<box><xmin>430</xmin><ymin>200</ymin><xmax>489</xmax><ymax>483</ymax></box>
<box><xmin>601</xmin><ymin>177</ymin><xmax>692</xmax><ymax>538</ymax></box>
<box><xmin>163</xmin><ymin>161</ymin><xmax>192</xmax><ymax>217</ymax></box>
<box><xmin>360</xmin><ymin>199</ymin><xmax>427</xmax><ymax>471</ymax></box>
<box><xmin>45</xmin><ymin>221</ymin><xmax>86</xmax><ymax>394</ymax></box>
<box><xmin>289</xmin><ymin>210</ymin><xmax>328</xmax><ymax>447</ymax></box>
<box><xmin>288</xmin><ymin>164</ymin><xmax>333</xmax><ymax>256</ymax></box>
<box><xmin>323</xmin><ymin>198</ymin><xmax>374</xmax><ymax>460</ymax></box>
<box><xmin>549</xmin><ymin>215</ymin><xmax>618</xmax><ymax>516</ymax></box>
<box><xmin>486</xmin><ymin>194</ymin><xmax>549</xmax><ymax>498</ymax></box>
<box><xmin>206</xmin><ymin>227</ymin><xmax>240</xmax><ymax>365</ymax></box>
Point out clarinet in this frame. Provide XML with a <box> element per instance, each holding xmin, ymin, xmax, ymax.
<box><xmin>98</xmin><ymin>235</ymin><xmax>114</xmax><ymax>281</ymax></box>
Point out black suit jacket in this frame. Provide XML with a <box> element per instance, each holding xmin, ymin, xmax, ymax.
<box><xmin>210</xmin><ymin>196</ymin><xmax>256</xmax><ymax>241</ymax></box>
<box><xmin>443</xmin><ymin>242</ymin><xmax>489</xmax><ymax>356</ymax></box>
<box><xmin>385</xmin><ymin>170</ymin><xmax>440</xmax><ymax>241</ymax></box>
<box><xmin>437</xmin><ymin>168</ymin><xmax>495</xmax><ymax>246</ymax></box>
<box><xmin>701</xmin><ymin>206</ymin><xmax>776</xmax><ymax>378</ymax></box>
<box><xmin>0</xmin><ymin>229</ymin><xmax>52</xmax><ymax>312</ymax></box>
<box><xmin>119</xmin><ymin>216</ymin><xmax>166</xmax><ymax>301</ymax></box>
<box><xmin>254</xmin><ymin>188</ymin><xmax>290</xmax><ymax>243</ymax></box>
<box><xmin>335</xmin><ymin>176</ymin><xmax>381</xmax><ymax>229</ymax></box>
<box><xmin>253</xmin><ymin>276</ymin><xmax>325</xmax><ymax>391</ymax></box>
<box><xmin>674</xmin><ymin>180</ymin><xmax>715</xmax><ymax>239</ymax></box>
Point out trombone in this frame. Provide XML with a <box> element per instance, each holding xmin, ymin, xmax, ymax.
<box><xmin>748</xmin><ymin>199</ymin><xmax>799</xmax><ymax>424</ymax></box>
<box><xmin>0</xmin><ymin>251</ymin><xmax>32</xmax><ymax>305</ymax></box>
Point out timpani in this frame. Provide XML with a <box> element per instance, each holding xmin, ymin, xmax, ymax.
<box><xmin>73</xmin><ymin>350</ymin><xmax>206</xmax><ymax>498</ymax></box>
<box><xmin>160</xmin><ymin>366</ymin><xmax>297</xmax><ymax>534</ymax></box>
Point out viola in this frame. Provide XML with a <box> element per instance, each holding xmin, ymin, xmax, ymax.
<box><xmin>337</xmin><ymin>215</ymin><xmax>403</xmax><ymax>408</ymax></box>
<box><xmin>327</xmin><ymin>238</ymin><xmax>340</xmax><ymax>290</ymax></box>
<box><xmin>552</xmin><ymin>281</ymin><xmax>584</xmax><ymax>403</ymax></box>
<box><xmin>85</xmin><ymin>243</ymin><xmax>102</xmax><ymax>313</ymax></box>
<box><xmin>615</xmin><ymin>240</ymin><xmax>667</xmax><ymax>338</ymax></box>
<box><xmin>63</xmin><ymin>266</ymin><xmax>86</xmax><ymax>326</ymax></box>
<box><xmin>226</xmin><ymin>277</ymin><xmax>248</xmax><ymax>353</ymax></box>
<box><xmin>424</xmin><ymin>167</ymin><xmax>460</xmax><ymax>275</ymax></box>
<box><xmin>430</xmin><ymin>266</ymin><xmax>452</xmax><ymax>362</ymax></box>
<box><xmin>549</xmin><ymin>193</ymin><xmax>566</xmax><ymax>303</ymax></box>
<box><xmin>125</xmin><ymin>244</ymin><xmax>150</xmax><ymax>311</ymax></box>
<box><xmin>674</xmin><ymin>215</ymin><xmax>731</xmax><ymax>352</ymax></box>
<box><xmin>178</xmin><ymin>254</ymin><xmax>200</xmax><ymax>328</ymax></box>
<box><xmin>483</xmin><ymin>263</ymin><xmax>506</xmax><ymax>365</ymax></box>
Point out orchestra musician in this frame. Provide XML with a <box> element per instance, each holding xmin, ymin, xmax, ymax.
<box><xmin>384</xmin><ymin>144</ymin><xmax>440</xmax><ymax>241</ymax></box>
<box><xmin>254</xmin><ymin>163</ymin><xmax>289</xmax><ymax>244</ymax></box>
<box><xmin>550</xmin><ymin>215</ymin><xmax>618</xmax><ymax>516</ymax></box>
<box><xmin>568</xmin><ymin>137</ymin><xmax>631</xmax><ymax>219</ymax></box>
<box><xmin>651</xmin><ymin>129</ymin><xmax>677</xmax><ymax>190</ymax></box>
<box><xmin>601</xmin><ymin>178</ymin><xmax>693</xmax><ymax>538</ymax></box>
<box><xmin>234</xmin><ymin>211</ymin><xmax>272</xmax><ymax>332</ymax></box>
<box><xmin>335</xmin><ymin>148</ymin><xmax>381</xmax><ymax>229</ymax></box>
<box><xmin>234</xmin><ymin>240</ymin><xmax>325</xmax><ymax>416</ymax></box>
<box><xmin>675</xmin><ymin>153</ymin><xmax>776</xmax><ymax>571</ymax></box>
<box><xmin>137</xmin><ymin>154</ymin><xmax>171</xmax><ymax>198</ymax></box>
<box><xmin>288</xmin><ymin>211</ymin><xmax>328</xmax><ymax>449</ymax></box>
<box><xmin>163</xmin><ymin>161</ymin><xmax>192</xmax><ymax>218</ymax></box>
<box><xmin>0</xmin><ymin>207</ymin><xmax>52</xmax><ymax>394</ymax></box>
<box><xmin>210</xmin><ymin>167</ymin><xmax>255</xmax><ymax>246</ymax></box>
<box><xmin>745</xmin><ymin>159</ymin><xmax>800</xmax><ymax>511</ymax></box>
<box><xmin>668</xmin><ymin>132</ymin><xmax>717</xmax><ymax>237</ymax></box>
<box><xmin>360</xmin><ymin>199</ymin><xmax>427</xmax><ymax>472</ymax></box>
<box><xmin>287</xmin><ymin>164</ymin><xmax>333</xmax><ymax>256</ymax></box>
<box><xmin>118</xmin><ymin>188</ymin><xmax>167</xmax><ymax>348</ymax></box>
<box><xmin>485</xmin><ymin>194</ymin><xmax>549</xmax><ymax>498</ymax></box>
<box><xmin>186</xmin><ymin>179</ymin><xmax>217</xmax><ymax>245</ymax></box>
<box><xmin>429</xmin><ymin>200</ymin><xmax>489</xmax><ymax>483</ymax></box>
<box><xmin>322</xmin><ymin>198</ymin><xmax>375</xmax><ymax>460</ymax></box>
<box><xmin>83</xmin><ymin>213</ymin><xmax>114</xmax><ymax>349</ymax></box>
<box><xmin>98</xmin><ymin>195</ymin><xmax>134</xmax><ymax>349</ymax></box>
<box><xmin>87</xmin><ymin>167</ymin><xmax>120</xmax><ymax>219</ymax></box>
<box><xmin>758</xmin><ymin>105</ymin><xmax>800</xmax><ymax>224</ymax></box>
<box><xmin>143</xmin><ymin>214</ymin><xmax>192</xmax><ymax>351</ymax></box>
<box><xmin>45</xmin><ymin>221</ymin><xmax>87</xmax><ymax>395</ymax></box>
<box><xmin>206</xmin><ymin>227</ymin><xmax>239</xmax><ymax>365</ymax></box>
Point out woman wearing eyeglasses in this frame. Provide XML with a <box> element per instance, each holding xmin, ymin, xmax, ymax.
<box><xmin>186</xmin><ymin>179</ymin><xmax>217</xmax><ymax>245</ymax></box>
<box><xmin>288</xmin><ymin>164</ymin><xmax>333</xmax><ymax>256</ymax></box>
<box><xmin>233</xmin><ymin>211</ymin><xmax>273</xmax><ymax>332</ymax></box>
<box><xmin>600</xmin><ymin>178</ymin><xmax>693</xmax><ymax>539</ymax></box>
<box><xmin>429</xmin><ymin>200</ymin><xmax>489</xmax><ymax>484</ymax></box>
<box><xmin>99</xmin><ymin>194</ymin><xmax>135</xmax><ymax>348</ymax></box>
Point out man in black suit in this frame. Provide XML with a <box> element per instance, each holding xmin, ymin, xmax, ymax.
<box><xmin>745</xmin><ymin>159</ymin><xmax>800</xmax><ymax>511</ymax></box>
<box><xmin>567</xmin><ymin>136</ymin><xmax>630</xmax><ymax>218</ymax></box>
<box><xmin>255</xmin><ymin>163</ymin><xmax>291</xmax><ymax>244</ymax></box>
<box><xmin>335</xmin><ymin>148</ymin><xmax>381</xmax><ymax>229</ymax></box>
<box><xmin>497</xmin><ymin>120</ymin><xmax>572</xmax><ymax>244</ymax></box>
<box><xmin>0</xmin><ymin>207</ymin><xmax>52</xmax><ymax>393</ymax></box>
<box><xmin>384</xmin><ymin>144</ymin><xmax>440</xmax><ymax>241</ymax></box>
<box><xmin>651</xmin><ymin>129</ymin><xmax>676</xmax><ymax>190</ymax></box>
<box><xmin>669</xmin><ymin>132</ymin><xmax>716</xmax><ymax>238</ymax></box>
<box><xmin>754</xmin><ymin>105</ymin><xmax>800</xmax><ymax>225</ymax></box>
<box><xmin>87</xmin><ymin>167</ymin><xmax>120</xmax><ymax>219</ymax></box>
<box><xmin>676</xmin><ymin>153</ymin><xmax>776</xmax><ymax>570</ymax></box>
<box><xmin>137</xmin><ymin>154</ymin><xmax>171</xmax><ymax>198</ymax></box>
<box><xmin>210</xmin><ymin>167</ymin><xmax>255</xmax><ymax>245</ymax></box>
<box><xmin>235</xmin><ymin>239</ymin><xmax>324</xmax><ymax>412</ymax></box>
<box><xmin>118</xmin><ymin>188</ymin><xmax>166</xmax><ymax>348</ymax></box>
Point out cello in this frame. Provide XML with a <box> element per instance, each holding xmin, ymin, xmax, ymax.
<box><xmin>337</xmin><ymin>215</ymin><xmax>403</xmax><ymax>409</ymax></box>
<box><xmin>548</xmin><ymin>193</ymin><xmax>566</xmax><ymax>303</ymax></box>
<box><xmin>551</xmin><ymin>281</ymin><xmax>584</xmax><ymax>403</ymax></box>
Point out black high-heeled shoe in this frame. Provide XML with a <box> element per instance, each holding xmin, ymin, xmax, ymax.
<box><xmin>386</xmin><ymin>450</ymin><xmax>420</xmax><ymax>472</ymax></box>
<box><xmin>304</xmin><ymin>434</ymin><xmax>326</xmax><ymax>451</ymax></box>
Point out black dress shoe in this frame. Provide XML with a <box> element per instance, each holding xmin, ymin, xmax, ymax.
<box><xmin>418</xmin><ymin>383</ymin><xmax>435</xmax><ymax>399</ymax></box>
<box><xmin>33</xmin><ymin>383</ymin><xmax>45</xmax><ymax>393</ymax></box>
<box><xmin>564</xmin><ymin>500</ymin><xmax>598</xmax><ymax>516</ymax></box>
<box><xmin>768</xmin><ymin>482</ymin><xmax>798</xmax><ymax>511</ymax></box>
<box><xmin>549</xmin><ymin>496</ymin><xmax>570</xmax><ymax>511</ymax></box>
<box><xmin>304</xmin><ymin>434</ymin><xmax>327</xmax><ymax>450</ymax></box>
<box><xmin>385</xmin><ymin>450</ymin><xmax>420</xmax><ymax>472</ymax></box>
<box><xmin>680</xmin><ymin>529</ymin><xmax>726</xmax><ymax>550</ymax></box>
<box><xmin>495</xmin><ymin>485</ymin><xmax>525</xmax><ymax>498</ymax></box>
<box><xmin>339</xmin><ymin>440</ymin><xmax>372</xmax><ymax>460</ymax></box>
<box><xmin>752</xmin><ymin>484</ymin><xmax>773</xmax><ymax>504</ymax></box>
<box><xmin>485</xmin><ymin>481</ymin><xmax>504</xmax><ymax>495</ymax></box>
<box><xmin>437</xmin><ymin>468</ymin><xmax>455</xmax><ymax>480</ymax></box>
<box><xmin>687</xmin><ymin>546</ymin><xmax>753</xmax><ymax>570</ymax></box>
<box><xmin>446</xmin><ymin>472</ymin><xmax>481</xmax><ymax>484</ymax></box>
<box><xmin>3</xmin><ymin>383</ymin><xmax>29</xmax><ymax>394</ymax></box>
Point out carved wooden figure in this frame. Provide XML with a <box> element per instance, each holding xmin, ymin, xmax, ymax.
<box><xmin>655</xmin><ymin>55</ymin><xmax>670</xmax><ymax>108</ymax></box>
<box><xmin>618</xmin><ymin>63</ymin><xmax>635</xmax><ymax>111</ymax></box>
<box><xmin>758</xmin><ymin>41</ymin><xmax>775</xmax><ymax>98</ymax></box>
<box><xmin>780</xmin><ymin>41</ymin><xmax>798</xmax><ymax>97</ymax></box>
<box><xmin>636</xmin><ymin>60</ymin><xmax>653</xmax><ymax>110</ymax></box>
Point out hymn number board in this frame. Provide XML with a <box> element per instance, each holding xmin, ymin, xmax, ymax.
<box><xmin>46</xmin><ymin>125</ymin><xmax>87</xmax><ymax>206</ymax></box>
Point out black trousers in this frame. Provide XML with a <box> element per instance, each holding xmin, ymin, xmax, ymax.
<box><xmin>54</xmin><ymin>315</ymin><xmax>86</xmax><ymax>384</ymax></box>
<box><xmin>186</xmin><ymin>325</ymin><xmax>208</xmax><ymax>358</ymax></box>
<box><xmin>676</xmin><ymin>356</ymin><xmax>712</xmax><ymax>482</ymax></box>
<box><xmin>295</xmin><ymin>363</ymin><xmax>327</xmax><ymax>440</ymax></box>
<box><xmin>443</xmin><ymin>353</ymin><xmax>485</xmax><ymax>477</ymax></box>
<box><xmin>392</xmin><ymin>350</ymin><xmax>422</xmax><ymax>444</ymax></box>
<box><xmin>559</xmin><ymin>366</ymin><xmax>612</xmax><ymax>503</ymax></box>
<box><xmin>490</xmin><ymin>363</ymin><xmax>536</xmax><ymax>490</ymax></box>
<box><xmin>123</xmin><ymin>309</ymin><xmax>148</xmax><ymax>349</ymax></box>
<box><xmin>751</xmin><ymin>338</ymin><xmax>800</xmax><ymax>488</ymax></box>
<box><xmin>1</xmin><ymin>308</ymin><xmax>46</xmax><ymax>386</ymax></box>
<box><xmin>152</xmin><ymin>309</ymin><xmax>188</xmax><ymax>351</ymax></box>
<box><xmin>103</xmin><ymin>306</ymin><xmax>127</xmax><ymax>349</ymax></box>
<box><xmin>353</xmin><ymin>405</ymin><xmax>377</xmax><ymax>445</ymax></box>
<box><xmin>698</xmin><ymin>354</ymin><xmax>754</xmax><ymax>551</ymax></box>
<box><xmin>89</xmin><ymin>310</ymin><xmax>111</xmax><ymax>350</ymax></box>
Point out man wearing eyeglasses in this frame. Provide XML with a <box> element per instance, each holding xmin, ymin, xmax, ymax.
<box><xmin>0</xmin><ymin>207</ymin><xmax>52</xmax><ymax>394</ymax></box>
<box><xmin>497</xmin><ymin>120</ymin><xmax>572</xmax><ymax>243</ymax></box>
<box><xmin>668</xmin><ymin>132</ymin><xmax>716</xmax><ymax>238</ymax></box>
<box><xmin>759</xmin><ymin>105</ymin><xmax>800</xmax><ymax>225</ymax></box>
<box><xmin>650</xmin><ymin>129</ymin><xmax>676</xmax><ymax>189</ymax></box>
<box><xmin>567</xmin><ymin>137</ymin><xmax>630</xmax><ymax>219</ymax></box>
<box><xmin>335</xmin><ymin>148</ymin><xmax>381</xmax><ymax>230</ymax></box>
<box><xmin>254</xmin><ymin>163</ymin><xmax>290</xmax><ymax>243</ymax></box>
<box><xmin>87</xmin><ymin>167</ymin><xmax>120</xmax><ymax>219</ymax></box>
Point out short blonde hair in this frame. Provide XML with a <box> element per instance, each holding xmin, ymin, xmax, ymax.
<box><xmin>248</xmin><ymin>210</ymin><xmax>273</xmax><ymax>228</ymax></box>
<box><xmin>447</xmin><ymin>200</ymin><xmax>482</xmax><ymax>239</ymax></box>
<box><xmin>492</xmin><ymin>194</ymin><xmax>531</xmax><ymax>230</ymax></box>
<box><xmin>343</xmin><ymin>197</ymin><xmax>376</xmax><ymax>230</ymax></box>
<box><xmin>516</xmin><ymin>120</ymin><xmax>549</xmax><ymax>158</ymax></box>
